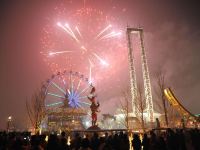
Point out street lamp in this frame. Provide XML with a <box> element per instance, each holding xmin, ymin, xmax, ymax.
<box><xmin>7</xmin><ymin>116</ymin><xmax>14</xmax><ymax>132</ymax></box>
<box><xmin>8</xmin><ymin>116</ymin><xmax>12</xmax><ymax>121</ymax></box>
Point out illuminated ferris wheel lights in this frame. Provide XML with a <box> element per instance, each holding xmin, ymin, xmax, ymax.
<box><xmin>67</xmin><ymin>89</ymin><xmax>71</xmax><ymax>95</ymax></box>
<box><xmin>47</xmin><ymin>92</ymin><xmax>65</xmax><ymax>99</ymax></box>
<box><xmin>46</xmin><ymin>101</ymin><xmax>63</xmax><ymax>107</ymax></box>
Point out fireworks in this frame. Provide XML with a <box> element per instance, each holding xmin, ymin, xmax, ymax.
<box><xmin>41</xmin><ymin>7</ymin><xmax>126</xmax><ymax>86</ymax></box>
<box><xmin>48</xmin><ymin>51</ymin><xmax>73</xmax><ymax>56</ymax></box>
<box><xmin>95</xmin><ymin>24</ymin><xmax>112</xmax><ymax>39</ymax></box>
<box><xmin>56</xmin><ymin>21</ymin><xmax>121</xmax><ymax>67</ymax></box>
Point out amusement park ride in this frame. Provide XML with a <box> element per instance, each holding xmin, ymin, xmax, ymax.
<box><xmin>41</xmin><ymin>70</ymin><xmax>100</xmax><ymax>131</ymax></box>
<box><xmin>164</xmin><ymin>88</ymin><xmax>199</xmax><ymax>127</ymax></box>
<box><xmin>38</xmin><ymin>27</ymin><xmax>199</xmax><ymax>132</ymax></box>
<box><xmin>126</xmin><ymin>27</ymin><xmax>199</xmax><ymax>127</ymax></box>
<box><xmin>127</xmin><ymin>27</ymin><xmax>154</xmax><ymax>123</ymax></box>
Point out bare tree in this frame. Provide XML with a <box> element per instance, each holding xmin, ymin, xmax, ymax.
<box><xmin>118</xmin><ymin>90</ymin><xmax>131</xmax><ymax>130</ymax></box>
<box><xmin>164</xmin><ymin>97</ymin><xmax>182</xmax><ymax>128</ymax></box>
<box><xmin>136</xmin><ymin>85</ymin><xmax>145</xmax><ymax>132</ymax></box>
<box><xmin>155</xmin><ymin>72</ymin><xmax>169</xmax><ymax>127</ymax></box>
<box><xmin>26</xmin><ymin>89</ymin><xmax>45</xmax><ymax>133</ymax></box>
<box><xmin>117</xmin><ymin>86</ymin><xmax>146</xmax><ymax>131</ymax></box>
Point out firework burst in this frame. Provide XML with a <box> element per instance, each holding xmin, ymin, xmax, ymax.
<box><xmin>41</xmin><ymin>7</ymin><xmax>126</xmax><ymax>86</ymax></box>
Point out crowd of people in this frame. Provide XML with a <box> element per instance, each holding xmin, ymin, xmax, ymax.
<box><xmin>0</xmin><ymin>128</ymin><xmax>199</xmax><ymax>150</ymax></box>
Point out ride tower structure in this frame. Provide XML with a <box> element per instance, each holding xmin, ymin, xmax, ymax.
<box><xmin>127</xmin><ymin>27</ymin><xmax>154</xmax><ymax>123</ymax></box>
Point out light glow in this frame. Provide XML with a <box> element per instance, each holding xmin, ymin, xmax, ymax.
<box><xmin>95</xmin><ymin>24</ymin><xmax>112</xmax><ymax>39</ymax></box>
<box><xmin>48</xmin><ymin>51</ymin><xmax>72</xmax><ymax>56</ymax></box>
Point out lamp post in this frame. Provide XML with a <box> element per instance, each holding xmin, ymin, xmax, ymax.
<box><xmin>7</xmin><ymin>116</ymin><xmax>12</xmax><ymax>132</ymax></box>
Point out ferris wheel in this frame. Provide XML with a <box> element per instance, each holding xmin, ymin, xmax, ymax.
<box><xmin>42</xmin><ymin>70</ymin><xmax>93</xmax><ymax>111</ymax></box>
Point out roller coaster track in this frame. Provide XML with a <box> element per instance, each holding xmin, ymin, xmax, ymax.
<box><xmin>164</xmin><ymin>88</ymin><xmax>199</xmax><ymax>122</ymax></box>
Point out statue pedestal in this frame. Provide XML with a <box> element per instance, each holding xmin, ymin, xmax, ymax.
<box><xmin>87</xmin><ymin>125</ymin><xmax>101</xmax><ymax>131</ymax></box>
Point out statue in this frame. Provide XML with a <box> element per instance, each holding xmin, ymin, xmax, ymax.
<box><xmin>88</xmin><ymin>86</ymin><xmax>100</xmax><ymax>126</ymax></box>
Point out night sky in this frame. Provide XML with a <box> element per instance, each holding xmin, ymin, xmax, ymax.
<box><xmin>1</xmin><ymin>0</ymin><xmax>200</xmax><ymax>130</ymax></box>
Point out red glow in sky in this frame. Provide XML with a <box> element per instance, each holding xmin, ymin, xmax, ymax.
<box><xmin>40</xmin><ymin>7</ymin><xmax>127</xmax><ymax>93</ymax></box>
<box><xmin>1</xmin><ymin>0</ymin><xmax>200</xmax><ymax>129</ymax></box>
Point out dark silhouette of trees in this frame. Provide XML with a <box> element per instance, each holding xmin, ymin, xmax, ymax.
<box><xmin>26</xmin><ymin>89</ymin><xmax>45</xmax><ymax>133</ymax></box>
<box><xmin>154</xmin><ymin>71</ymin><xmax>169</xmax><ymax>127</ymax></box>
<box><xmin>119</xmin><ymin>90</ymin><xmax>130</xmax><ymax>130</ymax></box>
